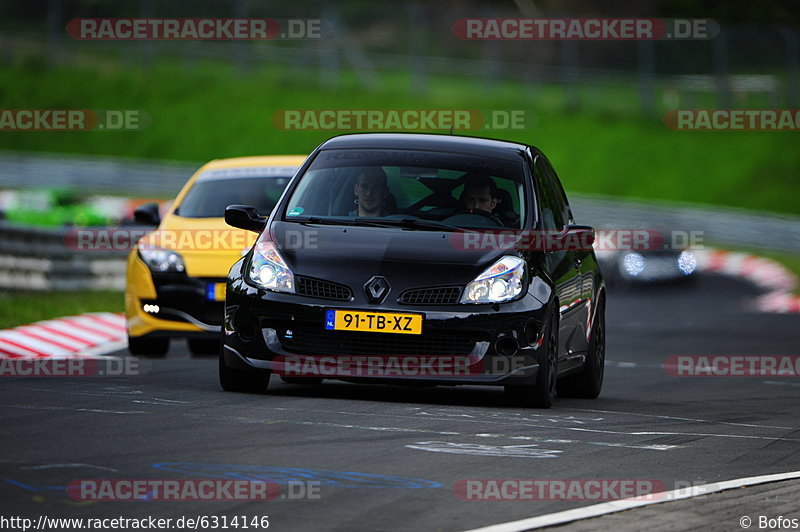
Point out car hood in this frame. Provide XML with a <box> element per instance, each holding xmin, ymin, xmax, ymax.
<box><xmin>142</xmin><ymin>215</ymin><xmax>257</xmax><ymax>278</ymax></box>
<box><xmin>271</xmin><ymin>221</ymin><xmax>511</xmax><ymax>292</ymax></box>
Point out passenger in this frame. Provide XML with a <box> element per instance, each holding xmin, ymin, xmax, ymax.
<box><xmin>349</xmin><ymin>167</ymin><xmax>391</xmax><ymax>217</ymax></box>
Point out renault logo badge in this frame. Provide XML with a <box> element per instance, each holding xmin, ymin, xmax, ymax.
<box><xmin>365</xmin><ymin>276</ymin><xmax>390</xmax><ymax>303</ymax></box>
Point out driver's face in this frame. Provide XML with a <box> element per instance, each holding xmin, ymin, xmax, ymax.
<box><xmin>354</xmin><ymin>174</ymin><xmax>388</xmax><ymax>212</ymax></box>
<box><xmin>463</xmin><ymin>185</ymin><xmax>498</xmax><ymax>212</ymax></box>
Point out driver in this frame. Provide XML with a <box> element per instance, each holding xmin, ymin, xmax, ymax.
<box><xmin>349</xmin><ymin>167</ymin><xmax>391</xmax><ymax>217</ymax></box>
<box><xmin>460</xmin><ymin>174</ymin><xmax>499</xmax><ymax>213</ymax></box>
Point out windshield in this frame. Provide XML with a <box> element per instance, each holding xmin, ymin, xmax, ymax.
<box><xmin>177</xmin><ymin>175</ymin><xmax>291</xmax><ymax>218</ymax></box>
<box><xmin>283</xmin><ymin>149</ymin><xmax>526</xmax><ymax>229</ymax></box>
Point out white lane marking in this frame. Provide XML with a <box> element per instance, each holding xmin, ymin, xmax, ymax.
<box><xmin>462</xmin><ymin>470</ymin><xmax>800</xmax><ymax>532</ymax></box>
<box><xmin>763</xmin><ymin>380</ymin><xmax>800</xmax><ymax>388</ymax></box>
<box><xmin>11</xmin><ymin>386</ymin><xmax>143</xmax><ymax>397</ymax></box>
<box><xmin>406</xmin><ymin>441</ymin><xmax>562</xmax><ymax>458</ymax></box>
<box><xmin>235</xmin><ymin>416</ymin><xmax>680</xmax><ymax>451</ymax></box>
<box><xmin>561</xmin><ymin>407</ymin><xmax>795</xmax><ymax>430</ymax></box>
<box><xmin>271</xmin><ymin>405</ymin><xmax>800</xmax><ymax>446</ymax></box>
<box><xmin>417</xmin><ymin>410</ymin><xmax>605</xmax><ymax>425</ymax></box>
<box><xmin>21</xmin><ymin>463</ymin><xmax>119</xmax><ymax>472</ymax></box>
<box><xmin>132</xmin><ymin>398</ymin><xmax>191</xmax><ymax>405</ymax></box>
<box><xmin>413</xmin><ymin>411</ymin><xmax>800</xmax><ymax>443</ymax></box>
<box><xmin>0</xmin><ymin>404</ymin><xmax>147</xmax><ymax>415</ymax></box>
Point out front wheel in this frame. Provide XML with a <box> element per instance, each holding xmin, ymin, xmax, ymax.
<box><xmin>505</xmin><ymin>311</ymin><xmax>558</xmax><ymax>408</ymax></box>
<box><xmin>558</xmin><ymin>298</ymin><xmax>605</xmax><ymax>399</ymax></box>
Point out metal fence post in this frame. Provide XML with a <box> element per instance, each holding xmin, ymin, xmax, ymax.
<box><xmin>638</xmin><ymin>39</ymin><xmax>656</xmax><ymax>116</ymax></box>
<box><xmin>777</xmin><ymin>27</ymin><xmax>799</xmax><ymax>108</ymax></box>
<box><xmin>713</xmin><ymin>27</ymin><xmax>729</xmax><ymax>109</ymax></box>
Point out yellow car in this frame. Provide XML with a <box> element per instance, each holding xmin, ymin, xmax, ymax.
<box><xmin>125</xmin><ymin>155</ymin><xmax>306</xmax><ymax>356</ymax></box>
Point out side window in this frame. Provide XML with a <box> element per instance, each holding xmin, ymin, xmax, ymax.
<box><xmin>535</xmin><ymin>158</ymin><xmax>565</xmax><ymax>230</ymax></box>
<box><xmin>539</xmin><ymin>157</ymin><xmax>572</xmax><ymax>225</ymax></box>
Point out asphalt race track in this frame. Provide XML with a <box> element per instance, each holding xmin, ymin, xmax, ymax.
<box><xmin>2</xmin><ymin>273</ymin><xmax>799</xmax><ymax>531</ymax></box>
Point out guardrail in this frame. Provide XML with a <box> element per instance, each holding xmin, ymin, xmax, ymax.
<box><xmin>571</xmin><ymin>196</ymin><xmax>800</xmax><ymax>255</ymax></box>
<box><xmin>0</xmin><ymin>221</ymin><xmax>130</xmax><ymax>291</ymax></box>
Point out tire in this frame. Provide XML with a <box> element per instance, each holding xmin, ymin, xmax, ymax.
<box><xmin>280</xmin><ymin>376</ymin><xmax>324</xmax><ymax>385</ymax></box>
<box><xmin>218</xmin><ymin>350</ymin><xmax>270</xmax><ymax>393</ymax></box>
<box><xmin>188</xmin><ymin>338</ymin><xmax>220</xmax><ymax>356</ymax></box>
<box><xmin>558</xmin><ymin>297</ymin><xmax>605</xmax><ymax>399</ymax></box>
<box><xmin>128</xmin><ymin>335</ymin><xmax>169</xmax><ymax>357</ymax></box>
<box><xmin>505</xmin><ymin>311</ymin><xmax>558</xmax><ymax>408</ymax></box>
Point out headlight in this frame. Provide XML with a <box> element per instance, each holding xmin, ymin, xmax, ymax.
<box><xmin>248</xmin><ymin>239</ymin><xmax>294</xmax><ymax>293</ymax></box>
<box><xmin>677</xmin><ymin>250</ymin><xmax>697</xmax><ymax>275</ymax></box>
<box><xmin>139</xmin><ymin>247</ymin><xmax>185</xmax><ymax>273</ymax></box>
<box><xmin>622</xmin><ymin>252</ymin><xmax>645</xmax><ymax>277</ymax></box>
<box><xmin>461</xmin><ymin>256</ymin><xmax>525</xmax><ymax>304</ymax></box>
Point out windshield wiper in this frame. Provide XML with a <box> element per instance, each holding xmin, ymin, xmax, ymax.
<box><xmin>287</xmin><ymin>216</ymin><xmax>388</xmax><ymax>228</ymax></box>
<box><xmin>353</xmin><ymin>217</ymin><xmax>473</xmax><ymax>232</ymax></box>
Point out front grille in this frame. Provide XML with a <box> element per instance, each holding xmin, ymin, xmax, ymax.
<box><xmin>280</xmin><ymin>328</ymin><xmax>476</xmax><ymax>357</ymax></box>
<box><xmin>296</xmin><ymin>276</ymin><xmax>352</xmax><ymax>301</ymax></box>
<box><xmin>399</xmin><ymin>286</ymin><xmax>461</xmax><ymax>305</ymax></box>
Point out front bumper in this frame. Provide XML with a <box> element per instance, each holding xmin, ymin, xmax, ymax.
<box><xmin>126</xmin><ymin>257</ymin><xmax>227</xmax><ymax>338</ymax></box>
<box><xmin>223</xmin><ymin>278</ymin><xmax>550</xmax><ymax>386</ymax></box>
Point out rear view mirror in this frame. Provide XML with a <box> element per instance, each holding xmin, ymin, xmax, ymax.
<box><xmin>133</xmin><ymin>202</ymin><xmax>161</xmax><ymax>226</ymax></box>
<box><xmin>225</xmin><ymin>205</ymin><xmax>267</xmax><ymax>233</ymax></box>
<box><xmin>399</xmin><ymin>167</ymin><xmax>438</xmax><ymax>178</ymax></box>
<box><xmin>562</xmin><ymin>224</ymin><xmax>595</xmax><ymax>249</ymax></box>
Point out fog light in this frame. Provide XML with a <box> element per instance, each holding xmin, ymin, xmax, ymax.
<box><xmin>143</xmin><ymin>304</ymin><xmax>159</xmax><ymax>314</ymax></box>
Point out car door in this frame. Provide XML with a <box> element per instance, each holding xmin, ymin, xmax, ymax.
<box><xmin>534</xmin><ymin>155</ymin><xmax>588</xmax><ymax>369</ymax></box>
<box><xmin>542</xmin><ymin>156</ymin><xmax>593</xmax><ymax>357</ymax></box>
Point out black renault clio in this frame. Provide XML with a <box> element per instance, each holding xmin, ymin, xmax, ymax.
<box><xmin>220</xmin><ymin>133</ymin><xmax>605</xmax><ymax>408</ymax></box>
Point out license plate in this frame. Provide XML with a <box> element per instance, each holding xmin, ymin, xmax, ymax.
<box><xmin>325</xmin><ymin>310</ymin><xmax>423</xmax><ymax>335</ymax></box>
<box><xmin>206</xmin><ymin>282</ymin><xmax>226</xmax><ymax>302</ymax></box>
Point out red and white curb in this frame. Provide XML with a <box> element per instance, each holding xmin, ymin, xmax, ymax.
<box><xmin>0</xmin><ymin>312</ymin><xmax>126</xmax><ymax>359</ymax></box>
<box><xmin>694</xmin><ymin>248</ymin><xmax>800</xmax><ymax>313</ymax></box>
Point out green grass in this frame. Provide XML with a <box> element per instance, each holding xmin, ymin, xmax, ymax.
<box><xmin>0</xmin><ymin>290</ymin><xmax>123</xmax><ymax>329</ymax></box>
<box><xmin>0</xmin><ymin>59</ymin><xmax>799</xmax><ymax>215</ymax></box>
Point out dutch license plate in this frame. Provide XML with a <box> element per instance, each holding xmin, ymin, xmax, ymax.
<box><xmin>206</xmin><ymin>282</ymin><xmax>226</xmax><ymax>302</ymax></box>
<box><xmin>325</xmin><ymin>309</ymin><xmax>422</xmax><ymax>335</ymax></box>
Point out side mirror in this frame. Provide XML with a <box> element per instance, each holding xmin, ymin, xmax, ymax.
<box><xmin>225</xmin><ymin>205</ymin><xmax>267</xmax><ymax>233</ymax></box>
<box><xmin>561</xmin><ymin>224</ymin><xmax>595</xmax><ymax>250</ymax></box>
<box><xmin>133</xmin><ymin>202</ymin><xmax>161</xmax><ymax>226</ymax></box>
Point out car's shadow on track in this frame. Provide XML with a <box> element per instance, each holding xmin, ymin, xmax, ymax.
<box><xmin>266</xmin><ymin>380</ymin><xmax>510</xmax><ymax>407</ymax></box>
<box><xmin>257</xmin><ymin>379</ymin><xmax>626</xmax><ymax>410</ymax></box>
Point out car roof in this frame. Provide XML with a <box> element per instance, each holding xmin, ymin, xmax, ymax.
<box><xmin>195</xmin><ymin>155</ymin><xmax>307</xmax><ymax>181</ymax></box>
<box><xmin>202</xmin><ymin>155</ymin><xmax>307</xmax><ymax>169</ymax></box>
<box><xmin>318</xmin><ymin>133</ymin><xmax>531</xmax><ymax>160</ymax></box>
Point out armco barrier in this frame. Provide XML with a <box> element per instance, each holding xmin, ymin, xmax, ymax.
<box><xmin>0</xmin><ymin>221</ymin><xmax>130</xmax><ymax>291</ymax></box>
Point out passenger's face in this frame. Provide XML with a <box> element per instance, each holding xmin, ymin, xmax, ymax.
<box><xmin>463</xmin><ymin>185</ymin><xmax>498</xmax><ymax>212</ymax></box>
<box><xmin>354</xmin><ymin>174</ymin><xmax>388</xmax><ymax>213</ymax></box>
